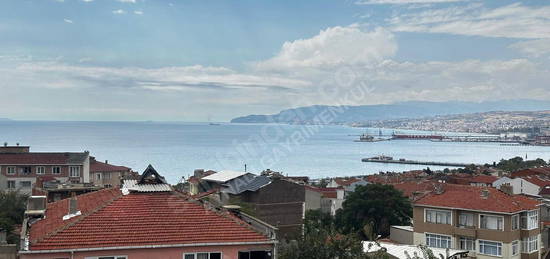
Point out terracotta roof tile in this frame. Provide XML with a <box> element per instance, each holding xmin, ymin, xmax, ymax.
<box><xmin>0</xmin><ymin>152</ymin><xmax>88</xmax><ymax>165</ymax></box>
<box><xmin>415</xmin><ymin>184</ymin><xmax>540</xmax><ymax>214</ymax></box>
<box><xmin>470</xmin><ymin>175</ymin><xmax>498</xmax><ymax>184</ymax></box>
<box><xmin>90</xmin><ymin>160</ymin><xmax>131</xmax><ymax>173</ymax></box>
<box><xmin>29</xmin><ymin>189</ymin><xmax>269</xmax><ymax>251</ymax></box>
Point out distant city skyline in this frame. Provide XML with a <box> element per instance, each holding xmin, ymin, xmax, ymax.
<box><xmin>1</xmin><ymin>0</ymin><xmax>550</xmax><ymax>121</ymax></box>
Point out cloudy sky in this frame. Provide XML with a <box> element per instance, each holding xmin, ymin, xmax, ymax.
<box><xmin>1</xmin><ymin>0</ymin><xmax>550</xmax><ymax>121</ymax></box>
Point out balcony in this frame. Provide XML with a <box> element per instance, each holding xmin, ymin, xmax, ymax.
<box><xmin>454</xmin><ymin>225</ymin><xmax>476</xmax><ymax>238</ymax></box>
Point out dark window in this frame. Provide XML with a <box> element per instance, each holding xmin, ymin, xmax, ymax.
<box><xmin>209</xmin><ymin>253</ymin><xmax>221</xmax><ymax>259</ymax></box>
<box><xmin>52</xmin><ymin>166</ymin><xmax>61</xmax><ymax>174</ymax></box>
<box><xmin>239</xmin><ymin>251</ymin><xmax>272</xmax><ymax>259</ymax></box>
<box><xmin>21</xmin><ymin>167</ymin><xmax>32</xmax><ymax>174</ymax></box>
<box><xmin>7</xmin><ymin>181</ymin><xmax>16</xmax><ymax>189</ymax></box>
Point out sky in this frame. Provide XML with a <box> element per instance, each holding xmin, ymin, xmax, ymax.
<box><xmin>1</xmin><ymin>0</ymin><xmax>550</xmax><ymax>121</ymax></box>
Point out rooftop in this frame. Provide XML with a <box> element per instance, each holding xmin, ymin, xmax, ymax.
<box><xmin>0</xmin><ymin>152</ymin><xmax>89</xmax><ymax>165</ymax></box>
<box><xmin>469</xmin><ymin>175</ymin><xmax>498</xmax><ymax>184</ymax></box>
<box><xmin>414</xmin><ymin>184</ymin><xmax>540</xmax><ymax>214</ymax></box>
<box><xmin>201</xmin><ymin>170</ymin><xmax>250</xmax><ymax>183</ymax></box>
<box><xmin>90</xmin><ymin>159</ymin><xmax>131</xmax><ymax>172</ymax></box>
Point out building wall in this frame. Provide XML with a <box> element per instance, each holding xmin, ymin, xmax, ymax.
<box><xmin>492</xmin><ymin>177</ymin><xmax>540</xmax><ymax>196</ymax></box>
<box><xmin>390</xmin><ymin>227</ymin><xmax>413</xmax><ymax>245</ymax></box>
<box><xmin>19</xmin><ymin>244</ymin><xmax>274</xmax><ymax>259</ymax></box>
<box><xmin>237</xmin><ymin>179</ymin><xmax>305</xmax><ymax>240</ymax></box>
<box><xmin>304</xmin><ymin>189</ymin><xmax>321</xmax><ymax>211</ymax></box>
<box><xmin>91</xmin><ymin>171</ymin><xmax>128</xmax><ymax>187</ymax></box>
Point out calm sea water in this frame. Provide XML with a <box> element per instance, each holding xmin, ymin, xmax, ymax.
<box><xmin>1</xmin><ymin>121</ymin><xmax>550</xmax><ymax>184</ymax></box>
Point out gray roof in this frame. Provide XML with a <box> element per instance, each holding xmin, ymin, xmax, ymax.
<box><xmin>202</xmin><ymin>170</ymin><xmax>251</xmax><ymax>183</ymax></box>
<box><xmin>223</xmin><ymin>175</ymin><xmax>271</xmax><ymax>195</ymax></box>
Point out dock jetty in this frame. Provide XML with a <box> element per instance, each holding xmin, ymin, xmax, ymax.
<box><xmin>361</xmin><ymin>155</ymin><xmax>479</xmax><ymax>167</ymax></box>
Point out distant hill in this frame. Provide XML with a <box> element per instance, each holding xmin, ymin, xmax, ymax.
<box><xmin>230</xmin><ymin>100</ymin><xmax>550</xmax><ymax>124</ymax></box>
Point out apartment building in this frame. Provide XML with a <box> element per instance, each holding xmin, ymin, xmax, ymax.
<box><xmin>89</xmin><ymin>157</ymin><xmax>132</xmax><ymax>188</ymax></box>
<box><xmin>0</xmin><ymin>144</ymin><xmax>90</xmax><ymax>193</ymax></box>
<box><xmin>413</xmin><ymin>184</ymin><xmax>542</xmax><ymax>259</ymax></box>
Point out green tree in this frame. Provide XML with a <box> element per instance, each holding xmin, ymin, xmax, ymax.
<box><xmin>336</xmin><ymin>184</ymin><xmax>412</xmax><ymax>238</ymax></box>
<box><xmin>0</xmin><ymin>190</ymin><xmax>28</xmax><ymax>244</ymax></box>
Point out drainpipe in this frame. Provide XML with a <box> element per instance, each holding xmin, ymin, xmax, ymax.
<box><xmin>70</xmin><ymin>250</ymin><xmax>74</xmax><ymax>259</ymax></box>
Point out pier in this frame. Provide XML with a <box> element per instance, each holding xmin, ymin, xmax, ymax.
<box><xmin>361</xmin><ymin>157</ymin><xmax>480</xmax><ymax>167</ymax></box>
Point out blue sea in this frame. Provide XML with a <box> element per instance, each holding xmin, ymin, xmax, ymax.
<box><xmin>1</xmin><ymin>121</ymin><xmax>550</xmax><ymax>184</ymax></box>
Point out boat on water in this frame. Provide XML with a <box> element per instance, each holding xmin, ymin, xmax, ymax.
<box><xmin>209</xmin><ymin>122</ymin><xmax>221</xmax><ymax>126</ymax></box>
<box><xmin>354</xmin><ymin>133</ymin><xmax>386</xmax><ymax>142</ymax></box>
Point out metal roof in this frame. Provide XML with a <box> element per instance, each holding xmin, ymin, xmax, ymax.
<box><xmin>202</xmin><ymin>170</ymin><xmax>250</xmax><ymax>183</ymax></box>
<box><xmin>122</xmin><ymin>179</ymin><xmax>172</xmax><ymax>194</ymax></box>
<box><xmin>223</xmin><ymin>175</ymin><xmax>271</xmax><ymax>195</ymax></box>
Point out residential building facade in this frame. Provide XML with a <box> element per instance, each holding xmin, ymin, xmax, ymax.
<box><xmin>90</xmin><ymin>157</ymin><xmax>132</xmax><ymax>188</ymax></box>
<box><xmin>413</xmin><ymin>184</ymin><xmax>541</xmax><ymax>259</ymax></box>
<box><xmin>0</xmin><ymin>145</ymin><xmax>90</xmax><ymax>193</ymax></box>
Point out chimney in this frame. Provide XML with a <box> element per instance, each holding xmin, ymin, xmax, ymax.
<box><xmin>481</xmin><ymin>189</ymin><xmax>490</xmax><ymax>199</ymax></box>
<box><xmin>194</xmin><ymin>169</ymin><xmax>205</xmax><ymax>178</ymax></box>
<box><xmin>69</xmin><ymin>192</ymin><xmax>78</xmax><ymax>215</ymax></box>
<box><xmin>24</xmin><ymin>196</ymin><xmax>47</xmax><ymax>219</ymax></box>
<box><xmin>105</xmin><ymin>160</ymin><xmax>108</xmax><ymax>164</ymax></box>
<box><xmin>434</xmin><ymin>184</ymin><xmax>445</xmax><ymax>195</ymax></box>
<box><xmin>500</xmin><ymin>184</ymin><xmax>514</xmax><ymax>195</ymax></box>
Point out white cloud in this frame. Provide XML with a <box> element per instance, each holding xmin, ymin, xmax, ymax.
<box><xmin>255</xmin><ymin>25</ymin><xmax>397</xmax><ymax>71</ymax></box>
<box><xmin>134</xmin><ymin>10</ymin><xmax>143</xmax><ymax>15</ymax></box>
<box><xmin>509</xmin><ymin>39</ymin><xmax>550</xmax><ymax>58</ymax></box>
<box><xmin>117</xmin><ymin>0</ymin><xmax>136</xmax><ymax>3</ymax></box>
<box><xmin>63</xmin><ymin>19</ymin><xmax>73</xmax><ymax>24</ymax></box>
<box><xmin>112</xmin><ymin>9</ymin><xmax>126</xmax><ymax>15</ymax></box>
<box><xmin>389</xmin><ymin>3</ymin><xmax>550</xmax><ymax>39</ymax></box>
<box><xmin>356</xmin><ymin>0</ymin><xmax>462</xmax><ymax>5</ymax></box>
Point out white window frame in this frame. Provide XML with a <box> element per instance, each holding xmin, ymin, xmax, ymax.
<box><xmin>425</xmin><ymin>209</ymin><xmax>452</xmax><ymax>225</ymax></box>
<box><xmin>7</xmin><ymin>166</ymin><xmax>16</xmax><ymax>175</ymax></box>
<box><xmin>36</xmin><ymin>166</ymin><xmax>45</xmax><ymax>175</ymax></box>
<box><xmin>52</xmin><ymin>166</ymin><xmax>61</xmax><ymax>174</ymax></box>
<box><xmin>512</xmin><ymin>214</ymin><xmax>519</xmax><ymax>230</ymax></box>
<box><xmin>183</xmin><ymin>252</ymin><xmax>223</xmax><ymax>259</ymax></box>
<box><xmin>522</xmin><ymin>235</ymin><xmax>538</xmax><ymax>254</ymax></box>
<box><xmin>512</xmin><ymin>240</ymin><xmax>519</xmax><ymax>256</ymax></box>
<box><xmin>69</xmin><ymin>166</ymin><xmax>80</xmax><ymax>177</ymax></box>
<box><xmin>478</xmin><ymin>239</ymin><xmax>502</xmax><ymax>257</ymax></box>
<box><xmin>7</xmin><ymin>180</ymin><xmax>16</xmax><ymax>189</ymax></box>
<box><xmin>84</xmin><ymin>256</ymin><xmax>127</xmax><ymax>259</ymax></box>
<box><xmin>425</xmin><ymin>233</ymin><xmax>452</xmax><ymax>249</ymax></box>
<box><xmin>524</xmin><ymin>210</ymin><xmax>538</xmax><ymax>230</ymax></box>
<box><xmin>458</xmin><ymin>212</ymin><xmax>474</xmax><ymax>227</ymax></box>
<box><xmin>479</xmin><ymin>214</ymin><xmax>504</xmax><ymax>231</ymax></box>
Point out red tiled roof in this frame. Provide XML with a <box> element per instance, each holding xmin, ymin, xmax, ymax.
<box><xmin>520</xmin><ymin>175</ymin><xmax>550</xmax><ymax>188</ymax></box>
<box><xmin>90</xmin><ymin>160</ymin><xmax>131</xmax><ymax>173</ymax></box>
<box><xmin>512</xmin><ymin>167</ymin><xmax>550</xmax><ymax>178</ymax></box>
<box><xmin>334</xmin><ymin>178</ymin><xmax>361</xmax><ymax>186</ymax></box>
<box><xmin>470</xmin><ymin>175</ymin><xmax>498</xmax><ymax>184</ymax></box>
<box><xmin>0</xmin><ymin>152</ymin><xmax>88</xmax><ymax>165</ymax></box>
<box><xmin>391</xmin><ymin>181</ymin><xmax>436</xmax><ymax>198</ymax></box>
<box><xmin>29</xmin><ymin>189</ymin><xmax>270</xmax><ymax>251</ymax></box>
<box><xmin>305</xmin><ymin>185</ymin><xmax>341</xmax><ymax>199</ymax></box>
<box><xmin>415</xmin><ymin>184</ymin><xmax>540</xmax><ymax>214</ymax></box>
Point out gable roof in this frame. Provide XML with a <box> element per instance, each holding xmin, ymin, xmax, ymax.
<box><xmin>0</xmin><ymin>152</ymin><xmax>88</xmax><ymax>165</ymax></box>
<box><xmin>90</xmin><ymin>159</ymin><xmax>130</xmax><ymax>173</ymax></box>
<box><xmin>470</xmin><ymin>175</ymin><xmax>498</xmax><ymax>184</ymax></box>
<box><xmin>202</xmin><ymin>170</ymin><xmax>250</xmax><ymax>183</ymax></box>
<box><xmin>414</xmin><ymin>184</ymin><xmax>540</xmax><ymax>214</ymax></box>
<box><xmin>519</xmin><ymin>175</ymin><xmax>550</xmax><ymax>188</ymax></box>
<box><xmin>138</xmin><ymin>165</ymin><xmax>167</xmax><ymax>184</ymax></box>
<box><xmin>27</xmin><ymin>189</ymin><xmax>272</xmax><ymax>251</ymax></box>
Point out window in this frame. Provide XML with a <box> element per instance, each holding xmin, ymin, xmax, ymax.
<box><xmin>425</xmin><ymin>209</ymin><xmax>452</xmax><ymax>225</ymax></box>
<box><xmin>512</xmin><ymin>214</ymin><xmax>519</xmax><ymax>230</ymax></box>
<box><xmin>21</xmin><ymin>167</ymin><xmax>32</xmax><ymax>174</ymax></box>
<box><xmin>425</xmin><ymin>233</ymin><xmax>451</xmax><ymax>248</ymax></box>
<box><xmin>522</xmin><ymin>236</ymin><xmax>538</xmax><ymax>253</ymax></box>
<box><xmin>239</xmin><ymin>251</ymin><xmax>273</xmax><ymax>259</ymax></box>
<box><xmin>7</xmin><ymin>181</ymin><xmax>16</xmax><ymax>189</ymax></box>
<box><xmin>52</xmin><ymin>166</ymin><xmax>61</xmax><ymax>174</ymax></box>
<box><xmin>7</xmin><ymin>166</ymin><xmax>16</xmax><ymax>174</ymax></box>
<box><xmin>184</xmin><ymin>252</ymin><xmax>222</xmax><ymax>259</ymax></box>
<box><xmin>458</xmin><ymin>213</ymin><xmax>474</xmax><ymax>227</ymax></box>
<box><xmin>525</xmin><ymin>210</ymin><xmax>538</xmax><ymax>230</ymax></box>
<box><xmin>36</xmin><ymin>166</ymin><xmax>45</xmax><ymax>174</ymax></box>
<box><xmin>69</xmin><ymin>166</ymin><xmax>80</xmax><ymax>177</ymax></box>
<box><xmin>479</xmin><ymin>215</ymin><xmax>503</xmax><ymax>230</ymax></box>
<box><xmin>104</xmin><ymin>172</ymin><xmax>111</xmax><ymax>179</ymax></box>
<box><xmin>459</xmin><ymin>237</ymin><xmax>474</xmax><ymax>251</ymax></box>
<box><xmin>479</xmin><ymin>240</ymin><xmax>502</xmax><ymax>256</ymax></box>
<box><xmin>20</xmin><ymin>181</ymin><xmax>32</xmax><ymax>188</ymax></box>
<box><xmin>512</xmin><ymin>240</ymin><xmax>519</xmax><ymax>256</ymax></box>
<box><xmin>96</xmin><ymin>173</ymin><xmax>101</xmax><ymax>180</ymax></box>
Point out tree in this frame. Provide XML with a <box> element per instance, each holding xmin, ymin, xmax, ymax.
<box><xmin>335</xmin><ymin>184</ymin><xmax>412</xmax><ymax>238</ymax></box>
<box><xmin>0</xmin><ymin>190</ymin><xmax>28</xmax><ymax>244</ymax></box>
<box><xmin>279</xmin><ymin>211</ymin><xmax>390</xmax><ymax>259</ymax></box>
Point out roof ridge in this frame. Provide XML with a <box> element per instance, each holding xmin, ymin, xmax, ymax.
<box><xmin>31</xmin><ymin>190</ymin><xmax>123</xmax><ymax>245</ymax></box>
